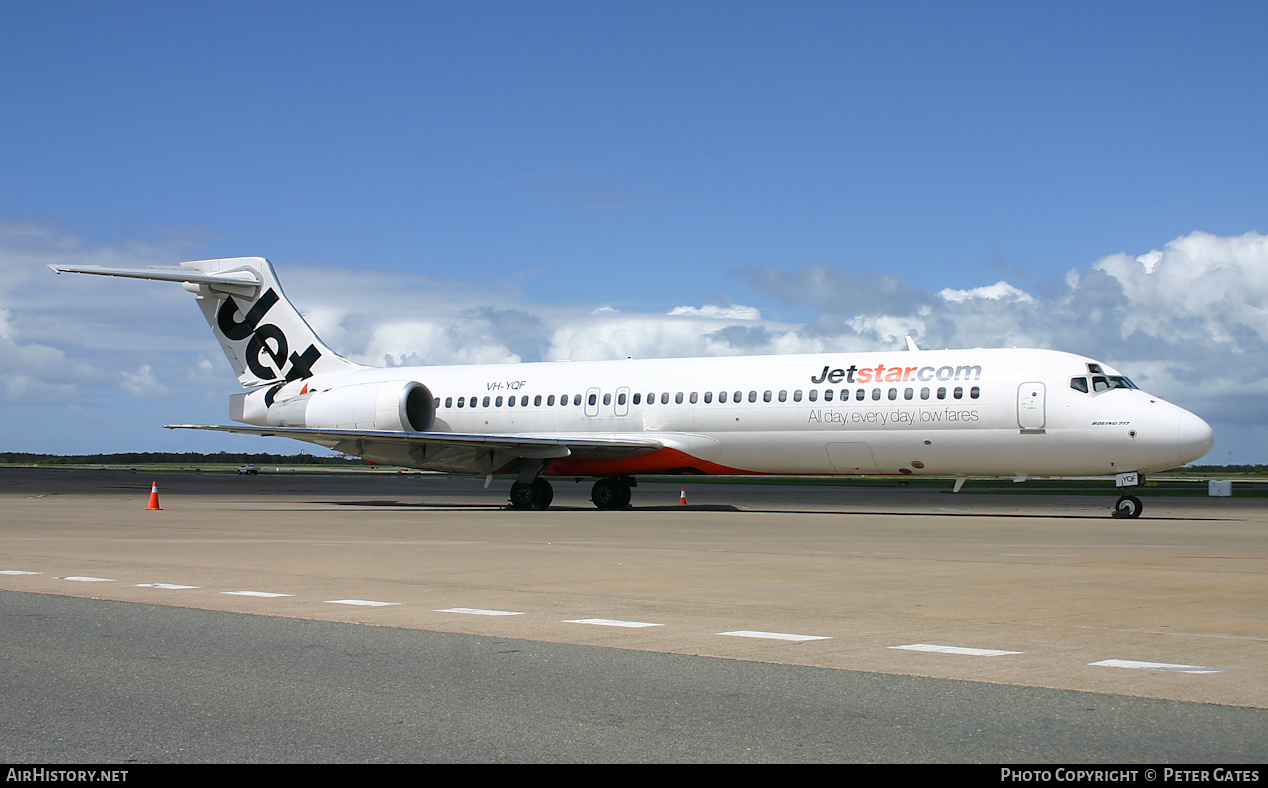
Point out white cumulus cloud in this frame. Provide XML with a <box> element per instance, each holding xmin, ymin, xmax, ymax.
<box><xmin>667</xmin><ymin>304</ymin><xmax>762</xmax><ymax>320</ymax></box>
<box><xmin>938</xmin><ymin>281</ymin><xmax>1035</xmax><ymax>303</ymax></box>
<box><xmin>120</xmin><ymin>364</ymin><xmax>169</xmax><ymax>398</ymax></box>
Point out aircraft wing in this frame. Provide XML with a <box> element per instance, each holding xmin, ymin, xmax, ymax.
<box><xmin>167</xmin><ymin>424</ymin><xmax>663</xmax><ymax>475</ymax></box>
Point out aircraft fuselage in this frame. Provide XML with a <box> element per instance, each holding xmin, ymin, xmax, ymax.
<box><xmin>249</xmin><ymin>347</ymin><xmax>1211</xmax><ymax>479</ymax></box>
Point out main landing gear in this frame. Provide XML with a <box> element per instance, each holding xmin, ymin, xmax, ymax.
<box><xmin>508</xmin><ymin>478</ymin><xmax>554</xmax><ymax>510</ymax></box>
<box><xmin>506</xmin><ymin>476</ymin><xmax>635</xmax><ymax>510</ymax></box>
<box><xmin>1111</xmin><ymin>472</ymin><xmax>1143</xmax><ymax>519</ymax></box>
<box><xmin>590</xmin><ymin>476</ymin><xmax>634</xmax><ymax>510</ymax></box>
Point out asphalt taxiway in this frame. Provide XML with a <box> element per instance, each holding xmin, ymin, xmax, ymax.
<box><xmin>1</xmin><ymin>468</ymin><xmax>1264</xmax><ymax>762</ymax></box>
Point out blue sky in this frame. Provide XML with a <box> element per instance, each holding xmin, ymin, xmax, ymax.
<box><xmin>1</xmin><ymin>2</ymin><xmax>1265</xmax><ymax>463</ymax></box>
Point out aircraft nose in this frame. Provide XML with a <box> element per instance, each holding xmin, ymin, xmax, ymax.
<box><xmin>1177</xmin><ymin>410</ymin><xmax>1214</xmax><ymax>464</ymax></box>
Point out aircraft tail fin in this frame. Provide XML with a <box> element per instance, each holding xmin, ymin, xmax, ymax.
<box><xmin>49</xmin><ymin>257</ymin><xmax>365</xmax><ymax>388</ymax></box>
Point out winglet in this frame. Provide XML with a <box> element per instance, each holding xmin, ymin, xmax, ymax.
<box><xmin>905</xmin><ymin>335</ymin><xmax>920</xmax><ymax>351</ymax></box>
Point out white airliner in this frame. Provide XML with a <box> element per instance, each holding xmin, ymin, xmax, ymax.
<box><xmin>51</xmin><ymin>257</ymin><xmax>1214</xmax><ymax>518</ymax></box>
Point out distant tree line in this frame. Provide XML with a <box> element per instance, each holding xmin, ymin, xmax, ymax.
<box><xmin>0</xmin><ymin>451</ymin><xmax>363</xmax><ymax>465</ymax></box>
<box><xmin>1182</xmin><ymin>464</ymin><xmax>1268</xmax><ymax>474</ymax></box>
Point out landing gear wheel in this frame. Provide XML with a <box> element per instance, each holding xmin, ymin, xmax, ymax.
<box><xmin>591</xmin><ymin>477</ymin><xmax>631</xmax><ymax>510</ymax></box>
<box><xmin>1112</xmin><ymin>495</ymin><xmax>1143</xmax><ymax>519</ymax></box>
<box><xmin>509</xmin><ymin>481</ymin><xmax>535</xmax><ymax>510</ymax></box>
<box><xmin>509</xmin><ymin>478</ymin><xmax>554</xmax><ymax>510</ymax></box>
<box><xmin>532</xmin><ymin>478</ymin><xmax>554</xmax><ymax>510</ymax></box>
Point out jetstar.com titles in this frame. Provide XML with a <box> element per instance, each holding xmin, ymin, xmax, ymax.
<box><xmin>811</xmin><ymin>363</ymin><xmax>983</xmax><ymax>385</ymax></box>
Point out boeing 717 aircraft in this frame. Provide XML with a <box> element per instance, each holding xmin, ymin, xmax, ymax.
<box><xmin>51</xmin><ymin>257</ymin><xmax>1214</xmax><ymax>517</ymax></box>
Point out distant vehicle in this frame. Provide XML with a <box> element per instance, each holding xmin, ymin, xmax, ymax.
<box><xmin>52</xmin><ymin>257</ymin><xmax>1214</xmax><ymax>517</ymax></box>
<box><xmin>237</xmin><ymin>464</ymin><xmax>259</xmax><ymax>475</ymax></box>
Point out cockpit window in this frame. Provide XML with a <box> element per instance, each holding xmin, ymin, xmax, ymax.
<box><xmin>1076</xmin><ymin>369</ymin><xmax>1139</xmax><ymax>395</ymax></box>
<box><xmin>1090</xmin><ymin>375</ymin><xmax>1137</xmax><ymax>392</ymax></box>
<box><xmin>1090</xmin><ymin>373</ymin><xmax>1141</xmax><ymax>390</ymax></box>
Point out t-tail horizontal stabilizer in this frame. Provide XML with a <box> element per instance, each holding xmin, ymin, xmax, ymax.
<box><xmin>50</xmin><ymin>257</ymin><xmax>365</xmax><ymax>388</ymax></box>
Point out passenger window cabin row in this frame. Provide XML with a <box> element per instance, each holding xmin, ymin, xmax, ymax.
<box><xmin>440</xmin><ymin>386</ymin><xmax>982</xmax><ymax>410</ymax></box>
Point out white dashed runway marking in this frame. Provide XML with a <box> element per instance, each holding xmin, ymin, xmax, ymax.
<box><xmin>327</xmin><ymin>599</ymin><xmax>399</xmax><ymax>607</ymax></box>
<box><xmin>1</xmin><ymin>565</ymin><xmax>1236</xmax><ymax>679</ymax></box>
<box><xmin>222</xmin><ymin>591</ymin><xmax>294</xmax><ymax>598</ymax></box>
<box><xmin>565</xmin><ymin>618</ymin><xmax>663</xmax><ymax>628</ymax></box>
<box><xmin>891</xmin><ymin>643</ymin><xmax>1023</xmax><ymax>656</ymax></box>
<box><xmin>718</xmin><ymin>630</ymin><xmax>830</xmax><ymax>642</ymax></box>
<box><xmin>1090</xmin><ymin>659</ymin><xmax>1222</xmax><ymax>674</ymax></box>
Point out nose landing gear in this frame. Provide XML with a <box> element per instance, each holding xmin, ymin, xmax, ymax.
<box><xmin>1112</xmin><ymin>494</ymin><xmax>1143</xmax><ymax>519</ymax></box>
<box><xmin>1111</xmin><ymin>472</ymin><xmax>1143</xmax><ymax>519</ymax></box>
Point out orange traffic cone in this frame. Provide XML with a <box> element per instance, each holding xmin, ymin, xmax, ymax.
<box><xmin>146</xmin><ymin>481</ymin><xmax>163</xmax><ymax>511</ymax></box>
<box><xmin>679</xmin><ymin>487</ymin><xmax>687</xmax><ymax>505</ymax></box>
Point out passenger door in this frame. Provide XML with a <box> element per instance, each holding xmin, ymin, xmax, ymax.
<box><xmin>1017</xmin><ymin>382</ymin><xmax>1046</xmax><ymax>430</ymax></box>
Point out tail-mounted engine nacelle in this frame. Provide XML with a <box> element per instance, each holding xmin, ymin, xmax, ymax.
<box><xmin>266</xmin><ymin>380</ymin><xmax>435</xmax><ymax>432</ymax></box>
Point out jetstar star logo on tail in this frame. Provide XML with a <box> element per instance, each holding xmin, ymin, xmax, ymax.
<box><xmin>810</xmin><ymin>363</ymin><xmax>983</xmax><ymax>384</ymax></box>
